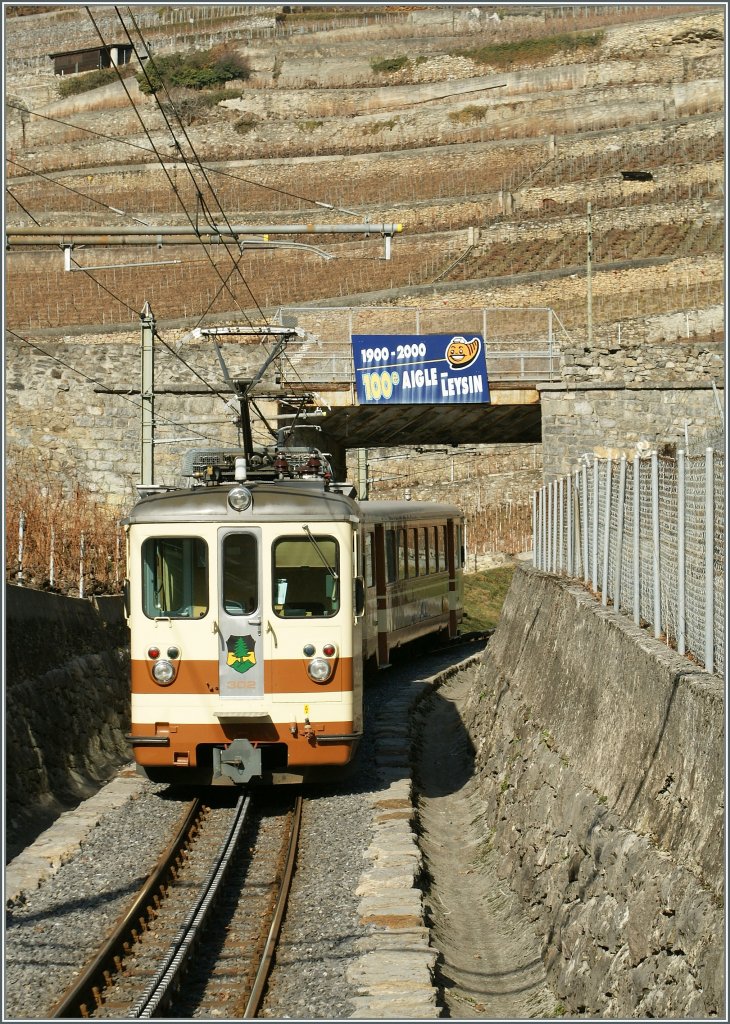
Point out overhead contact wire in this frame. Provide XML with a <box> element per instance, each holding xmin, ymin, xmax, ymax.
<box><xmin>84</xmin><ymin>6</ymin><xmax>250</xmax><ymax>325</ymax></box>
<box><xmin>4</xmin><ymin>102</ymin><xmax>367</xmax><ymax>217</ymax></box>
<box><xmin>122</xmin><ymin>4</ymin><xmax>272</xmax><ymax>329</ymax></box>
<box><xmin>115</xmin><ymin>6</ymin><xmax>263</xmax><ymax>327</ymax></box>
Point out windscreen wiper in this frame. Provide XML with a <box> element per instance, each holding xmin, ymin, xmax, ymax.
<box><xmin>302</xmin><ymin>525</ymin><xmax>339</xmax><ymax>597</ymax></box>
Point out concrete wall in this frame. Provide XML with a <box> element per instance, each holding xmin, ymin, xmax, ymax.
<box><xmin>539</xmin><ymin>381</ymin><xmax>724</xmax><ymax>478</ymax></box>
<box><xmin>462</xmin><ymin>564</ymin><xmax>724</xmax><ymax>1017</ymax></box>
<box><xmin>5</xmin><ymin>585</ymin><xmax>131</xmax><ymax>854</ymax></box>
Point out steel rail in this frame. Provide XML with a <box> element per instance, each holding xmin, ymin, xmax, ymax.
<box><xmin>242</xmin><ymin>793</ymin><xmax>303</xmax><ymax>1018</ymax></box>
<box><xmin>50</xmin><ymin>798</ymin><xmax>203</xmax><ymax>1019</ymax></box>
<box><xmin>130</xmin><ymin>792</ymin><xmax>252</xmax><ymax>1019</ymax></box>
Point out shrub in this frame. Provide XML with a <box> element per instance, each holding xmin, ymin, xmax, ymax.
<box><xmin>234</xmin><ymin>115</ymin><xmax>259</xmax><ymax>135</ymax></box>
<box><xmin>160</xmin><ymin>88</ymin><xmax>234</xmax><ymax>125</ymax></box>
<box><xmin>370</xmin><ymin>55</ymin><xmax>409</xmax><ymax>74</ymax></box>
<box><xmin>456</xmin><ymin>30</ymin><xmax>605</xmax><ymax>69</ymax></box>
<box><xmin>5</xmin><ymin>450</ymin><xmax>125</xmax><ymax>596</ymax></box>
<box><xmin>138</xmin><ymin>45</ymin><xmax>251</xmax><ymax>95</ymax></box>
<box><xmin>449</xmin><ymin>105</ymin><xmax>488</xmax><ymax>124</ymax></box>
<box><xmin>58</xmin><ymin>67</ymin><xmax>127</xmax><ymax>97</ymax></box>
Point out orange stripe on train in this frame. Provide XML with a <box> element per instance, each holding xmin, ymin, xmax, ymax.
<box><xmin>131</xmin><ymin>658</ymin><xmax>353</xmax><ymax>695</ymax></box>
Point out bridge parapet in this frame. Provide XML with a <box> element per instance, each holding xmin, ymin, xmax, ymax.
<box><xmin>275</xmin><ymin>305</ymin><xmax>566</xmax><ymax>388</ymax></box>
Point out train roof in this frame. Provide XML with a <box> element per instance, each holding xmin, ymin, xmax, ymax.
<box><xmin>123</xmin><ymin>483</ymin><xmax>463</xmax><ymax>528</ymax></box>
<box><xmin>124</xmin><ymin>480</ymin><xmax>360</xmax><ymax>525</ymax></box>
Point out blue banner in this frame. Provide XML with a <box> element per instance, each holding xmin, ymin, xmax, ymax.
<box><xmin>352</xmin><ymin>333</ymin><xmax>490</xmax><ymax>405</ymax></box>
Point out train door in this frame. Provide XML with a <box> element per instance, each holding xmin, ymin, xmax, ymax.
<box><xmin>217</xmin><ymin>529</ymin><xmax>264</xmax><ymax>698</ymax></box>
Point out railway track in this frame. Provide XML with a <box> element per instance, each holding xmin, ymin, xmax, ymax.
<box><xmin>51</xmin><ymin>790</ymin><xmax>302</xmax><ymax>1019</ymax></box>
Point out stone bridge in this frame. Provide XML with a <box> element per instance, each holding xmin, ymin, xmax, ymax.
<box><xmin>267</xmin><ymin>305</ymin><xmax>559</xmax><ymax>462</ymax></box>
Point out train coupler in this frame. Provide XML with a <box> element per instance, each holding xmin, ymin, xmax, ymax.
<box><xmin>214</xmin><ymin>739</ymin><xmax>262</xmax><ymax>784</ymax></box>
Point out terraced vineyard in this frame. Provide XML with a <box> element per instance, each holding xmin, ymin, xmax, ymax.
<box><xmin>5</xmin><ymin>3</ymin><xmax>724</xmax><ymax>335</ymax></box>
<box><xmin>3</xmin><ymin>3</ymin><xmax>725</xmax><ymax>521</ymax></box>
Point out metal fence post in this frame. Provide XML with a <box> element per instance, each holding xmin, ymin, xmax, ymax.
<box><xmin>546</xmin><ymin>482</ymin><xmax>553</xmax><ymax>571</ymax></box>
<box><xmin>17</xmin><ymin>511</ymin><xmax>26</xmax><ymax>587</ymax></box>
<box><xmin>115</xmin><ymin>525</ymin><xmax>121</xmax><ymax>587</ymax></box>
<box><xmin>704</xmin><ymin>447</ymin><xmax>714</xmax><ymax>672</ymax></box>
<box><xmin>50</xmin><ymin>526</ymin><xmax>56</xmax><ymax>590</ymax></box>
<box><xmin>552</xmin><ymin>479</ymin><xmax>558</xmax><ymax>572</ymax></box>
<box><xmin>540</xmin><ymin>486</ymin><xmax>547</xmax><ymax>570</ymax></box>
<box><xmin>558</xmin><ymin>476</ymin><xmax>564</xmax><ymax>573</ymax></box>
<box><xmin>651</xmin><ymin>451</ymin><xmax>661</xmax><ymax>639</ymax></box>
<box><xmin>601</xmin><ymin>456</ymin><xmax>612</xmax><ymax>606</ymax></box>
<box><xmin>677</xmin><ymin>449</ymin><xmax>686</xmax><ymax>656</ymax></box>
<box><xmin>79</xmin><ymin>532</ymin><xmax>85</xmax><ymax>600</ymax></box>
<box><xmin>592</xmin><ymin>457</ymin><xmax>599</xmax><ymax>592</ymax></box>
<box><xmin>581</xmin><ymin>461</ymin><xmax>589</xmax><ymax>584</ymax></box>
<box><xmin>567</xmin><ymin>473</ymin><xmax>573</xmax><ymax>577</ymax></box>
<box><xmin>532</xmin><ymin>490</ymin><xmax>538</xmax><ymax>567</ymax></box>
<box><xmin>574</xmin><ymin>469</ymin><xmax>582</xmax><ymax>576</ymax></box>
<box><xmin>615</xmin><ymin>455</ymin><xmax>627</xmax><ymax>613</ymax></box>
<box><xmin>633</xmin><ymin>454</ymin><xmax>641</xmax><ymax>625</ymax></box>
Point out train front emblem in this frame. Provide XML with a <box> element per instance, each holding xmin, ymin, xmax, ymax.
<box><xmin>226</xmin><ymin>635</ymin><xmax>257</xmax><ymax>673</ymax></box>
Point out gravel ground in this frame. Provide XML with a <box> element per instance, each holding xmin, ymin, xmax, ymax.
<box><xmin>3</xmin><ymin>648</ymin><xmax>456</xmax><ymax>1021</ymax></box>
<box><xmin>4</xmin><ymin>784</ymin><xmax>190</xmax><ymax>1019</ymax></box>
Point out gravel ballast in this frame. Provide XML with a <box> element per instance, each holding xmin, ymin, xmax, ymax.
<box><xmin>4</xmin><ymin>646</ymin><xmax>478</xmax><ymax>1020</ymax></box>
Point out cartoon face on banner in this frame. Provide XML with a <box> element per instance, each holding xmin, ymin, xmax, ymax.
<box><xmin>445</xmin><ymin>335</ymin><xmax>481</xmax><ymax>369</ymax></box>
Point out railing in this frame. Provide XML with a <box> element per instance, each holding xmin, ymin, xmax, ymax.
<box><xmin>533</xmin><ymin>446</ymin><xmax>725</xmax><ymax>675</ymax></box>
<box><xmin>275</xmin><ymin>305</ymin><xmax>568</xmax><ymax>386</ymax></box>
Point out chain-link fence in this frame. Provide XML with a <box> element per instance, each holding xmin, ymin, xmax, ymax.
<box><xmin>533</xmin><ymin>446</ymin><xmax>725</xmax><ymax>675</ymax></box>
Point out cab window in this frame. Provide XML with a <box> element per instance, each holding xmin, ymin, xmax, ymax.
<box><xmin>222</xmin><ymin>534</ymin><xmax>258</xmax><ymax>615</ymax></box>
<box><xmin>273</xmin><ymin>536</ymin><xmax>340</xmax><ymax>618</ymax></box>
<box><xmin>142</xmin><ymin>537</ymin><xmax>208</xmax><ymax>619</ymax></box>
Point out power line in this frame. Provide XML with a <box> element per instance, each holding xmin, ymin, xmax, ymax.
<box><xmin>120</xmin><ymin>5</ymin><xmax>272</xmax><ymax>330</ymax></box>
<box><xmin>112</xmin><ymin>7</ymin><xmax>265</xmax><ymax>327</ymax></box>
<box><xmin>5</xmin><ymin>101</ymin><xmax>368</xmax><ymax>218</ymax></box>
<box><xmin>6</xmin><ymin>171</ymin><xmax>240</xmax><ymax>405</ymax></box>
<box><xmin>84</xmin><ymin>6</ymin><xmax>251</xmax><ymax>327</ymax></box>
<box><xmin>7</xmin><ymin>158</ymin><xmax>153</xmax><ymax>226</ymax></box>
<box><xmin>6</xmin><ymin>188</ymin><xmax>40</xmax><ymax>225</ymax></box>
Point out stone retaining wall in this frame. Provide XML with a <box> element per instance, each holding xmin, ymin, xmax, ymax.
<box><xmin>460</xmin><ymin>564</ymin><xmax>724</xmax><ymax>1017</ymax></box>
<box><xmin>539</xmin><ymin>381</ymin><xmax>724</xmax><ymax>478</ymax></box>
<box><xmin>5</xmin><ymin>585</ymin><xmax>131</xmax><ymax>853</ymax></box>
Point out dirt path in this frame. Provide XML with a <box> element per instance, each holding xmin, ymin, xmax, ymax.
<box><xmin>414</xmin><ymin>668</ymin><xmax>557</xmax><ymax>1019</ymax></box>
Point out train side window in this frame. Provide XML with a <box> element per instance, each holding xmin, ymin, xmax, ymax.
<box><xmin>385</xmin><ymin>530</ymin><xmax>396</xmax><ymax>583</ymax></box>
<box><xmin>142</xmin><ymin>537</ymin><xmax>208</xmax><ymax>619</ymax></box>
<box><xmin>272</xmin><ymin>535</ymin><xmax>340</xmax><ymax>618</ymax></box>
<box><xmin>419</xmin><ymin>527</ymin><xmax>429</xmax><ymax>575</ymax></box>
<box><xmin>428</xmin><ymin>527</ymin><xmax>438</xmax><ymax>575</ymax></box>
<box><xmin>398</xmin><ymin>528</ymin><xmax>407</xmax><ymax>579</ymax></box>
<box><xmin>456</xmin><ymin>524</ymin><xmax>463</xmax><ymax>568</ymax></box>
<box><xmin>408</xmin><ymin>528</ymin><xmax>418</xmax><ymax>577</ymax></box>
<box><xmin>439</xmin><ymin>525</ymin><xmax>447</xmax><ymax>572</ymax></box>
<box><xmin>365</xmin><ymin>533</ymin><xmax>375</xmax><ymax>588</ymax></box>
<box><xmin>222</xmin><ymin>534</ymin><xmax>258</xmax><ymax>614</ymax></box>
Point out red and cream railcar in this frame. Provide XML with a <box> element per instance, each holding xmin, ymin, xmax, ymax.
<box><xmin>123</xmin><ymin>460</ymin><xmax>463</xmax><ymax>786</ymax></box>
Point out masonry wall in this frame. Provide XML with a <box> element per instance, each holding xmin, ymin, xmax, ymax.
<box><xmin>5</xmin><ymin>586</ymin><xmax>131</xmax><ymax>851</ymax></box>
<box><xmin>462</xmin><ymin>564</ymin><xmax>724</xmax><ymax>1017</ymax></box>
<box><xmin>539</xmin><ymin>381</ymin><xmax>724</xmax><ymax>478</ymax></box>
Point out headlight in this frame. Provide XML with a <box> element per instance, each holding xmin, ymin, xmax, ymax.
<box><xmin>307</xmin><ymin>658</ymin><xmax>332</xmax><ymax>683</ymax></box>
<box><xmin>228</xmin><ymin>486</ymin><xmax>252</xmax><ymax>512</ymax></box>
<box><xmin>152</xmin><ymin>659</ymin><xmax>176</xmax><ymax>685</ymax></box>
